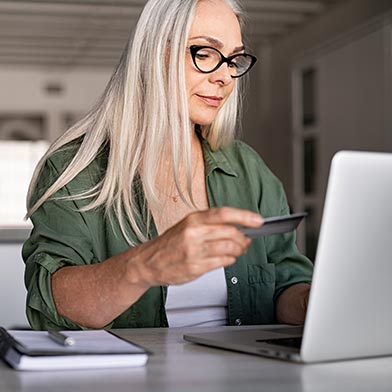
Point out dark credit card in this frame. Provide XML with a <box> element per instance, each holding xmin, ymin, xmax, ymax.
<box><xmin>241</xmin><ymin>212</ymin><xmax>307</xmax><ymax>238</ymax></box>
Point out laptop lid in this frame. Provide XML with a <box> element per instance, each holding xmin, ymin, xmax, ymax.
<box><xmin>301</xmin><ymin>150</ymin><xmax>392</xmax><ymax>362</ymax></box>
<box><xmin>184</xmin><ymin>151</ymin><xmax>392</xmax><ymax>363</ymax></box>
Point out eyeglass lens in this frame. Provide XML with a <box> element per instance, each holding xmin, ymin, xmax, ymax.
<box><xmin>193</xmin><ymin>47</ymin><xmax>254</xmax><ymax>77</ymax></box>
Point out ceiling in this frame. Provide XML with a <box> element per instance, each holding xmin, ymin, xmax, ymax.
<box><xmin>0</xmin><ymin>0</ymin><xmax>346</xmax><ymax>69</ymax></box>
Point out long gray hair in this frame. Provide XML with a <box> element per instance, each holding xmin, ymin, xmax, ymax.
<box><xmin>27</xmin><ymin>0</ymin><xmax>247</xmax><ymax>244</ymax></box>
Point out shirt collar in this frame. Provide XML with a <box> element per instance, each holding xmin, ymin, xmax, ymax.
<box><xmin>200</xmin><ymin>136</ymin><xmax>238</xmax><ymax>178</ymax></box>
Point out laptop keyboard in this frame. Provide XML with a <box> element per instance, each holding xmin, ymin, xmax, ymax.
<box><xmin>258</xmin><ymin>337</ymin><xmax>303</xmax><ymax>349</ymax></box>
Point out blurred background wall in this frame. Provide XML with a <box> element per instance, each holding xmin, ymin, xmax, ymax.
<box><xmin>0</xmin><ymin>0</ymin><xmax>391</xmax><ymax>328</ymax></box>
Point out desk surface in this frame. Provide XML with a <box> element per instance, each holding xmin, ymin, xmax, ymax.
<box><xmin>1</xmin><ymin>325</ymin><xmax>392</xmax><ymax>392</ymax></box>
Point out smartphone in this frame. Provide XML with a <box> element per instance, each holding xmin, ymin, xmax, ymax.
<box><xmin>241</xmin><ymin>212</ymin><xmax>307</xmax><ymax>238</ymax></box>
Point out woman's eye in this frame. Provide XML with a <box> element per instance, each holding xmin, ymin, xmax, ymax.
<box><xmin>196</xmin><ymin>53</ymin><xmax>210</xmax><ymax>60</ymax></box>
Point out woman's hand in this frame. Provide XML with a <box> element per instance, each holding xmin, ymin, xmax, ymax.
<box><xmin>126</xmin><ymin>207</ymin><xmax>263</xmax><ymax>287</ymax></box>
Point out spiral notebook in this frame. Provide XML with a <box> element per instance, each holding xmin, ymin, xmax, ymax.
<box><xmin>0</xmin><ymin>328</ymin><xmax>149</xmax><ymax>371</ymax></box>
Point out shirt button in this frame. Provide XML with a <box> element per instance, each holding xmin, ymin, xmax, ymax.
<box><xmin>231</xmin><ymin>276</ymin><xmax>238</xmax><ymax>285</ymax></box>
<box><xmin>235</xmin><ymin>318</ymin><xmax>242</xmax><ymax>326</ymax></box>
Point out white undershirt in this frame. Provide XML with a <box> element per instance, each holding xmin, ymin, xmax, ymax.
<box><xmin>165</xmin><ymin>267</ymin><xmax>228</xmax><ymax>327</ymax></box>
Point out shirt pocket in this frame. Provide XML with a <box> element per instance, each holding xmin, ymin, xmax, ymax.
<box><xmin>247</xmin><ymin>263</ymin><xmax>276</xmax><ymax>323</ymax></box>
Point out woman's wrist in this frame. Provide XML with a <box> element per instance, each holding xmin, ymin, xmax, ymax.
<box><xmin>123</xmin><ymin>242</ymin><xmax>156</xmax><ymax>289</ymax></box>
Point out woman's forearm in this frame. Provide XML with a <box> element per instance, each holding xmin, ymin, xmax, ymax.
<box><xmin>51</xmin><ymin>207</ymin><xmax>261</xmax><ymax>329</ymax></box>
<box><xmin>51</xmin><ymin>247</ymin><xmax>151</xmax><ymax>329</ymax></box>
<box><xmin>275</xmin><ymin>283</ymin><xmax>311</xmax><ymax>325</ymax></box>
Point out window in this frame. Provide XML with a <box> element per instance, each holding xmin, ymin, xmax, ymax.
<box><xmin>0</xmin><ymin>141</ymin><xmax>49</xmax><ymax>228</ymax></box>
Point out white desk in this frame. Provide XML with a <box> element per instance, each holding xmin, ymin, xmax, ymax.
<box><xmin>1</xmin><ymin>326</ymin><xmax>392</xmax><ymax>392</ymax></box>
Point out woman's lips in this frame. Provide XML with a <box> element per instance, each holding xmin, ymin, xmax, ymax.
<box><xmin>196</xmin><ymin>94</ymin><xmax>223</xmax><ymax>107</ymax></box>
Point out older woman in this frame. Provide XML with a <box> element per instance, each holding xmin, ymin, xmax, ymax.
<box><xmin>23</xmin><ymin>0</ymin><xmax>312</xmax><ymax>330</ymax></box>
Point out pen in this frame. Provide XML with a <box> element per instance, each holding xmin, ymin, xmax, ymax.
<box><xmin>48</xmin><ymin>331</ymin><xmax>75</xmax><ymax>347</ymax></box>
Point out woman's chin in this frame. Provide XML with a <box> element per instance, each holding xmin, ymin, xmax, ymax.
<box><xmin>190</xmin><ymin>115</ymin><xmax>218</xmax><ymax>127</ymax></box>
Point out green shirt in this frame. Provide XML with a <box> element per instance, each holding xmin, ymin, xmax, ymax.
<box><xmin>22</xmin><ymin>138</ymin><xmax>313</xmax><ymax>330</ymax></box>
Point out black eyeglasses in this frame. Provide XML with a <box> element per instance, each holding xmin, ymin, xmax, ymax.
<box><xmin>189</xmin><ymin>45</ymin><xmax>257</xmax><ymax>78</ymax></box>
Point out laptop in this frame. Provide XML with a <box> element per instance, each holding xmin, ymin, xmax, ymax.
<box><xmin>184</xmin><ymin>150</ymin><xmax>392</xmax><ymax>363</ymax></box>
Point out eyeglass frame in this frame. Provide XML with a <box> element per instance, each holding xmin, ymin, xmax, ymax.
<box><xmin>188</xmin><ymin>45</ymin><xmax>257</xmax><ymax>78</ymax></box>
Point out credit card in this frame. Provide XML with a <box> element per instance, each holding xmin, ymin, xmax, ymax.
<box><xmin>241</xmin><ymin>212</ymin><xmax>307</xmax><ymax>238</ymax></box>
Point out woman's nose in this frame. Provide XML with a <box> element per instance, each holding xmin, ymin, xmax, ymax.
<box><xmin>208</xmin><ymin>64</ymin><xmax>233</xmax><ymax>86</ymax></box>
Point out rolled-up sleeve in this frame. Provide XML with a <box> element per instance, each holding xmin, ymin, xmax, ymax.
<box><xmin>24</xmin><ymin>253</ymin><xmax>84</xmax><ymax>330</ymax></box>
<box><xmin>22</xmin><ymin>156</ymin><xmax>101</xmax><ymax>330</ymax></box>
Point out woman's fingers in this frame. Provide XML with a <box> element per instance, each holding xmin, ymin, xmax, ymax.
<box><xmin>185</xmin><ymin>206</ymin><xmax>263</xmax><ymax>228</ymax></box>
<box><xmin>171</xmin><ymin>222</ymin><xmax>250</xmax><ymax>251</ymax></box>
<box><xmin>203</xmin><ymin>237</ymin><xmax>250</xmax><ymax>257</ymax></box>
<box><xmin>166</xmin><ymin>206</ymin><xmax>262</xmax><ymax>249</ymax></box>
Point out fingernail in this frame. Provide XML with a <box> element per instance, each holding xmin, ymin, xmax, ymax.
<box><xmin>251</xmin><ymin>215</ymin><xmax>263</xmax><ymax>224</ymax></box>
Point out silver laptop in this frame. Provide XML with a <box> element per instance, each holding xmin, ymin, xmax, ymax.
<box><xmin>184</xmin><ymin>151</ymin><xmax>392</xmax><ymax>363</ymax></box>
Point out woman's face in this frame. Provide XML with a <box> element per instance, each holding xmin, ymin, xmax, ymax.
<box><xmin>186</xmin><ymin>0</ymin><xmax>243</xmax><ymax>127</ymax></box>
